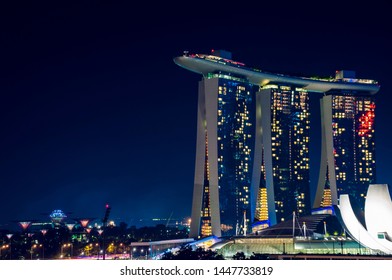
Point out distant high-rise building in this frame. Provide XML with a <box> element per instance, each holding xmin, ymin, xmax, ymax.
<box><xmin>174</xmin><ymin>51</ymin><xmax>380</xmax><ymax>238</ymax></box>
<box><xmin>313</xmin><ymin>71</ymin><xmax>377</xmax><ymax>210</ymax></box>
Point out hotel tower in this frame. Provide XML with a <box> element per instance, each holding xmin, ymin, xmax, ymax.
<box><xmin>174</xmin><ymin>50</ymin><xmax>380</xmax><ymax>238</ymax></box>
<box><xmin>313</xmin><ymin>70</ymin><xmax>378</xmax><ymax>211</ymax></box>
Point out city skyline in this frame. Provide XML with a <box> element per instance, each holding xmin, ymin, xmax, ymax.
<box><xmin>0</xmin><ymin>2</ymin><xmax>391</xmax><ymax>228</ymax></box>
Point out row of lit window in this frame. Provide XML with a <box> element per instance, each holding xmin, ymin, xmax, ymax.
<box><xmin>293</xmin><ymin>139</ymin><xmax>310</xmax><ymax>144</ymax></box>
<box><xmin>293</xmin><ymin>165</ymin><xmax>310</xmax><ymax>170</ymax></box>
<box><xmin>358</xmin><ymin>161</ymin><xmax>376</xmax><ymax>166</ymax></box>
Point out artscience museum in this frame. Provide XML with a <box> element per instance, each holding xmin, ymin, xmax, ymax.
<box><xmin>336</xmin><ymin>184</ymin><xmax>392</xmax><ymax>254</ymax></box>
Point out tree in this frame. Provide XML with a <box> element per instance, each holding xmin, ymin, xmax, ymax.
<box><xmin>161</xmin><ymin>245</ymin><xmax>224</xmax><ymax>260</ymax></box>
<box><xmin>232</xmin><ymin>251</ymin><xmax>247</xmax><ymax>260</ymax></box>
<box><xmin>249</xmin><ymin>252</ymin><xmax>270</xmax><ymax>260</ymax></box>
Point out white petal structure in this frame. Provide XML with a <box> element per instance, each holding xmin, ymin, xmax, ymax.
<box><xmin>364</xmin><ymin>184</ymin><xmax>392</xmax><ymax>252</ymax></box>
<box><xmin>339</xmin><ymin>194</ymin><xmax>391</xmax><ymax>253</ymax></box>
<box><xmin>365</xmin><ymin>184</ymin><xmax>392</xmax><ymax>239</ymax></box>
<box><xmin>338</xmin><ymin>184</ymin><xmax>392</xmax><ymax>254</ymax></box>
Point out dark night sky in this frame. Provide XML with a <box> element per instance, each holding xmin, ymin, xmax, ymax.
<box><xmin>0</xmin><ymin>1</ymin><xmax>391</xmax><ymax>228</ymax></box>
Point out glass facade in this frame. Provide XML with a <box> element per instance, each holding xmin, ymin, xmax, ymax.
<box><xmin>198</xmin><ymin>73</ymin><xmax>255</xmax><ymax>236</ymax></box>
<box><xmin>200</xmin><ymin>133</ymin><xmax>212</xmax><ymax>237</ymax></box>
<box><xmin>216</xmin><ymin>74</ymin><xmax>254</xmax><ymax>235</ymax></box>
<box><xmin>320</xmin><ymin>94</ymin><xmax>376</xmax><ymax>209</ymax></box>
<box><xmin>258</xmin><ymin>86</ymin><xmax>311</xmax><ymax>223</ymax></box>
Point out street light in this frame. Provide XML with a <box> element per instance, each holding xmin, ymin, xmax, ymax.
<box><xmin>67</xmin><ymin>243</ymin><xmax>73</xmax><ymax>258</ymax></box>
<box><xmin>6</xmin><ymin>234</ymin><xmax>13</xmax><ymax>260</ymax></box>
<box><xmin>40</xmin><ymin>244</ymin><xmax>44</xmax><ymax>260</ymax></box>
<box><xmin>140</xmin><ymin>248</ymin><xmax>149</xmax><ymax>260</ymax></box>
<box><xmin>69</xmin><ymin>243</ymin><xmax>73</xmax><ymax>258</ymax></box>
<box><xmin>40</xmin><ymin>230</ymin><xmax>47</xmax><ymax>260</ymax></box>
<box><xmin>94</xmin><ymin>243</ymin><xmax>100</xmax><ymax>259</ymax></box>
<box><xmin>30</xmin><ymin>244</ymin><xmax>43</xmax><ymax>260</ymax></box>
<box><xmin>31</xmin><ymin>244</ymin><xmax>37</xmax><ymax>260</ymax></box>
<box><xmin>112</xmin><ymin>242</ymin><xmax>116</xmax><ymax>254</ymax></box>
<box><xmin>118</xmin><ymin>243</ymin><xmax>124</xmax><ymax>254</ymax></box>
<box><xmin>61</xmin><ymin>243</ymin><xmax>73</xmax><ymax>259</ymax></box>
<box><xmin>60</xmin><ymin>244</ymin><xmax>64</xmax><ymax>258</ymax></box>
<box><xmin>97</xmin><ymin>229</ymin><xmax>106</xmax><ymax>260</ymax></box>
<box><xmin>0</xmin><ymin>244</ymin><xmax>9</xmax><ymax>258</ymax></box>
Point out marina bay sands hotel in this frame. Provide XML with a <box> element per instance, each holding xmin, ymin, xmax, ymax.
<box><xmin>174</xmin><ymin>50</ymin><xmax>380</xmax><ymax>238</ymax></box>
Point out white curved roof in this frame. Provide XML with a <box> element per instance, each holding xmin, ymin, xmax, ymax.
<box><xmin>338</xmin><ymin>194</ymin><xmax>391</xmax><ymax>253</ymax></box>
<box><xmin>365</xmin><ymin>184</ymin><xmax>392</xmax><ymax>239</ymax></box>
<box><xmin>174</xmin><ymin>54</ymin><xmax>380</xmax><ymax>94</ymax></box>
<box><xmin>338</xmin><ymin>184</ymin><xmax>392</xmax><ymax>254</ymax></box>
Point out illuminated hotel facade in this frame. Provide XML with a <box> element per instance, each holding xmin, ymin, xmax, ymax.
<box><xmin>185</xmin><ymin>51</ymin><xmax>256</xmax><ymax>237</ymax></box>
<box><xmin>252</xmin><ymin>85</ymin><xmax>311</xmax><ymax>227</ymax></box>
<box><xmin>174</xmin><ymin>50</ymin><xmax>379</xmax><ymax>238</ymax></box>
<box><xmin>313</xmin><ymin>71</ymin><xmax>377</xmax><ymax>211</ymax></box>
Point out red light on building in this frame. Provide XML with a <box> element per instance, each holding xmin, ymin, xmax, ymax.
<box><xmin>358</xmin><ymin>111</ymin><xmax>374</xmax><ymax>137</ymax></box>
